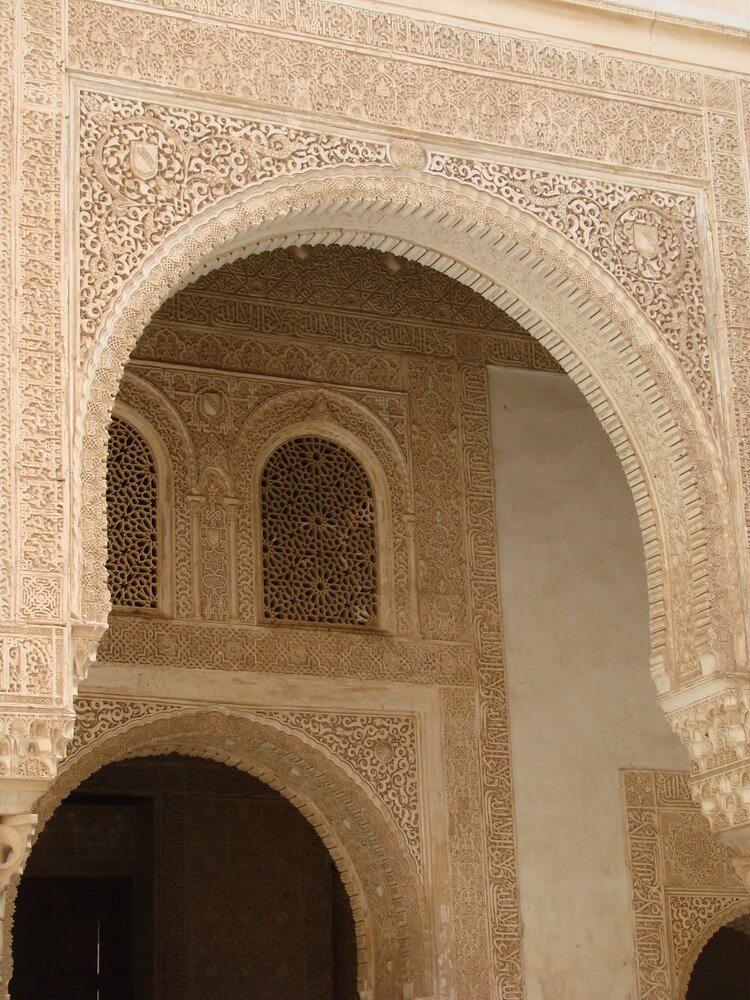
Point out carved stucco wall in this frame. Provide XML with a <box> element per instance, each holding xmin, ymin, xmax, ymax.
<box><xmin>623</xmin><ymin>770</ymin><xmax>750</xmax><ymax>998</ymax></box>
<box><xmin>72</xmin><ymin>89</ymin><xmax>742</xmax><ymax>705</ymax></box>
<box><xmin>2</xmin><ymin>1</ymin><xmax>750</xmax><ymax>997</ymax></box>
<box><xmin>0</xmin><ymin>0</ymin><xmax>748</xmax><ymax>769</ymax></box>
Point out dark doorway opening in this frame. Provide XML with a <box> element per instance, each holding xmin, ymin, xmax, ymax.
<box><xmin>11</xmin><ymin>755</ymin><xmax>358</xmax><ymax>1000</ymax></box>
<box><xmin>686</xmin><ymin>916</ymin><xmax>750</xmax><ymax>1000</ymax></box>
<box><xmin>12</xmin><ymin>876</ymin><xmax>132</xmax><ymax>1000</ymax></box>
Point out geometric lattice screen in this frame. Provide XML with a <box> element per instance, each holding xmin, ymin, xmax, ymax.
<box><xmin>261</xmin><ymin>436</ymin><xmax>378</xmax><ymax>626</ymax></box>
<box><xmin>106</xmin><ymin>416</ymin><xmax>159</xmax><ymax>609</ymax></box>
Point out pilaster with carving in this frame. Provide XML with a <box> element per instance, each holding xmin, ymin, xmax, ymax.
<box><xmin>665</xmin><ymin>681</ymin><xmax>750</xmax><ymax>889</ymax></box>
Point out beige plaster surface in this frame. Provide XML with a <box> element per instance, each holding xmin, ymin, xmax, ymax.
<box><xmin>490</xmin><ymin>367</ymin><xmax>690</xmax><ymax>999</ymax></box>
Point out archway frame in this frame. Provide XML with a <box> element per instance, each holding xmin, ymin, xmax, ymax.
<box><xmin>676</xmin><ymin>900</ymin><xmax>750</xmax><ymax>999</ymax></box>
<box><xmin>2</xmin><ymin>708</ymin><xmax>432</xmax><ymax>1000</ymax></box>
<box><xmin>75</xmin><ymin>168</ymin><xmax>745</xmax><ymax>698</ymax></box>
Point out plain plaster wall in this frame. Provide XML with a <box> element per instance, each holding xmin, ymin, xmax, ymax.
<box><xmin>490</xmin><ymin>367</ymin><xmax>689</xmax><ymax>1000</ymax></box>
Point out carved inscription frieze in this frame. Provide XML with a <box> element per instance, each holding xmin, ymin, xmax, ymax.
<box><xmin>142</xmin><ymin>244</ymin><xmax>560</xmax><ymax>379</ymax></box>
<box><xmin>97</xmin><ymin>617</ymin><xmax>472</xmax><ymax>685</ymax></box>
<box><xmin>72</xmin><ymin>0</ymin><xmax>707</xmax><ymax>109</ymax></box>
<box><xmin>623</xmin><ymin>770</ymin><xmax>748</xmax><ymax>998</ymax></box>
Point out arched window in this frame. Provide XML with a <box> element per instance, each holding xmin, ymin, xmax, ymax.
<box><xmin>106</xmin><ymin>416</ymin><xmax>159</xmax><ymax>609</ymax></box>
<box><xmin>260</xmin><ymin>436</ymin><xmax>378</xmax><ymax>626</ymax></box>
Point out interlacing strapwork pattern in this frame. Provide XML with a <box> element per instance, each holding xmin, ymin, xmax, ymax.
<box><xmin>106</xmin><ymin>418</ymin><xmax>158</xmax><ymax>609</ymax></box>
<box><xmin>261</xmin><ymin>437</ymin><xmax>378</xmax><ymax>626</ymax></box>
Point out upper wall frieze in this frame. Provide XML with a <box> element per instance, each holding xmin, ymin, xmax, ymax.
<box><xmin>75</xmin><ymin>0</ymin><xmax>723</xmax><ymax>109</ymax></box>
<box><xmin>69</xmin><ymin>1</ymin><xmax>708</xmax><ymax>179</ymax></box>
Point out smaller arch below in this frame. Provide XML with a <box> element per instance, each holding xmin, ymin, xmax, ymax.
<box><xmin>5</xmin><ymin>709</ymin><xmax>431</xmax><ymax>1000</ymax></box>
<box><xmin>681</xmin><ymin>906</ymin><xmax>750</xmax><ymax>1000</ymax></box>
<box><xmin>11</xmin><ymin>752</ymin><xmax>361</xmax><ymax>1000</ymax></box>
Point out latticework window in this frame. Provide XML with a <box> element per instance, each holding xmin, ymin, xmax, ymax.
<box><xmin>106</xmin><ymin>417</ymin><xmax>159</xmax><ymax>609</ymax></box>
<box><xmin>261</xmin><ymin>436</ymin><xmax>378</xmax><ymax>626</ymax></box>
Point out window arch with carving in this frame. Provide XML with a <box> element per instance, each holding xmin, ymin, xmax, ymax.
<box><xmin>106</xmin><ymin>416</ymin><xmax>159</xmax><ymax>610</ymax></box>
<box><xmin>260</xmin><ymin>436</ymin><xmax>379</xmax><ymax>626</ymax></box>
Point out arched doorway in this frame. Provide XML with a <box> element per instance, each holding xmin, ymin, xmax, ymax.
<box><xmin>686</xmin><ymin>914</ymin><xmax>750</xmax><ymax>1000</ymax></box>
<box><xmin>4</xmin><ymin>710</ymin><xmax>429</xmax><ymax>1000</ymax></box>
<box><xmin>11</xmin><ymin>753</ymin><xmax>358</xmax><ymax>1000</ymax></box>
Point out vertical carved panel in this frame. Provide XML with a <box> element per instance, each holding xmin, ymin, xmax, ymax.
<box><xmin>623</xmin><ymin>769</ymin><xmax>748</xmax><ymax>998</ymax></box>
<box><xmin>195</xmin><ymin>470</ymin><xmax>231</xmax><ymax>621</ymax></box>
<box><xmin>441</xmin><ymin>687</ymin><xmax>492</xmax><ymax>1000</ymax></box>
<box><xmin>407</xmin><ymin>358</ymin><xmax>467</xmax><ymax>641</ymax></box>
<box><xmin>0</xmin><ymin>0</ymin><xmax>13</xmax><ymax>621</ymax></box>
<box><xmin>720</xmin><ymin>86</ymin><xmax>750</xmax><ymax>552</ymax></box>
<box><xmin>17</xmin><ymin>0</ymin><xmax>64</xmax><ymax>617</ymax></box>
<box><xmin>459</xmin><ymin>363</ymin><xmax>523</xmax><ymax>1000</ymax></box>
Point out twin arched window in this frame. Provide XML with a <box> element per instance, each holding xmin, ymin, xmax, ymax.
<box><xmin>106</xmin><ymin>423</ymin><xmax>379</xmax><ymax>627</ymax></box>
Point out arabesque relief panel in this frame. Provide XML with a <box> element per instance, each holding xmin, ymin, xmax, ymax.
<box><xmin>623</xmin><ymin>769</ymin><xmax>750</xmax><ymax>998</ymax></box>
<box><xmin>3</xmin><ymin>0</ymin><xmax>750</xmax><ymax>996</ymax></box>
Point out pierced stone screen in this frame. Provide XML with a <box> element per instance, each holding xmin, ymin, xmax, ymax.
<box><xmin>261</xmin><ymin>436</ymin><xmax>378</xmax><ymax>626</ymax></box>
<box><xmin>106</xmin><ymin>417</ymin><xmax>159</xmax><ymax>609</ymax></box>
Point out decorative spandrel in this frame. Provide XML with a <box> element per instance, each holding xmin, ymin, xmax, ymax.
<box><xmin>106</xmin><ymin>417</ymin><xmax>158</xmax><ymax>609</ymax></box>
<box><xmin>261</xmin><ymin>436</ymin><xmax>378</xmax><ymax>627</ymax></box>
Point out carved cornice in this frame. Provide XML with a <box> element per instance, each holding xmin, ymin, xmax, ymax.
<box><xmin>68</xmin><ymin>1</ymin><xmax>708</xmax><ymax>179</ymax></box>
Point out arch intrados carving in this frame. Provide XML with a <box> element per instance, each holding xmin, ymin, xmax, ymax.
<box><xmin>6</xmin><ymin>710</ymin><xmax>431</xmax><ymax>1000</ymax></box>
<box><xmin>77</xmin><ymin>169</ymin><xmax>743</xmax><ymax>691</ymax></box>
<box><xmin>234</xmin><ymin>388</ymin><xmax>410</xmax><ymax>499</ymax></box>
